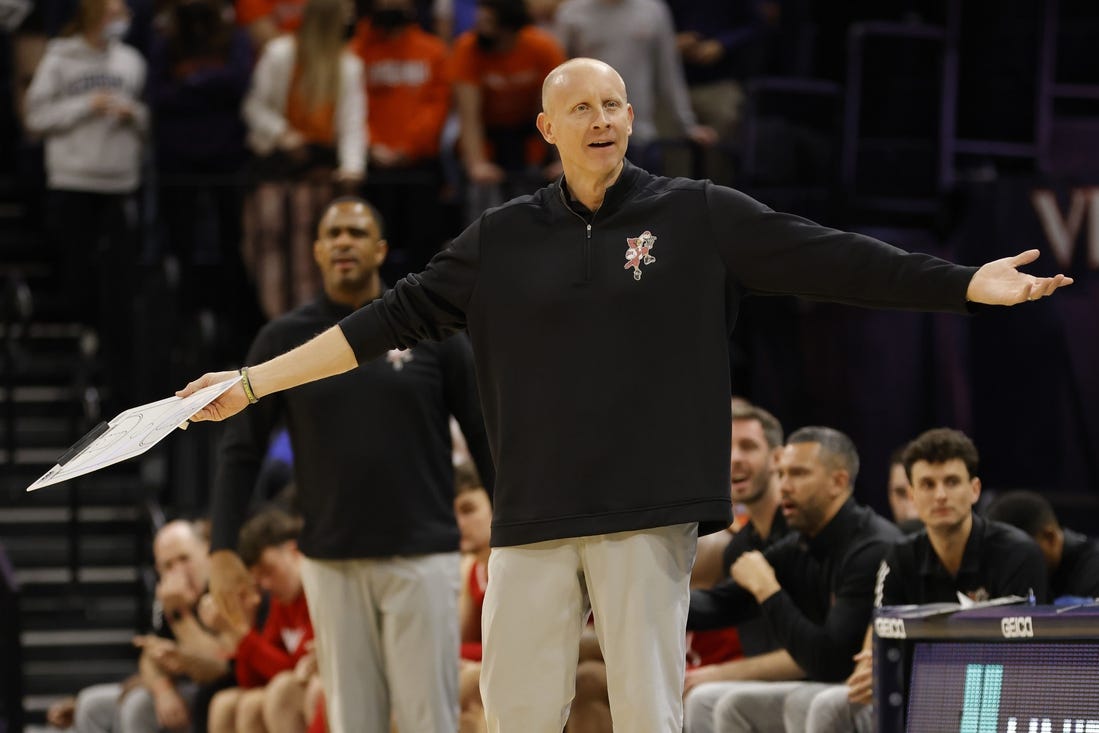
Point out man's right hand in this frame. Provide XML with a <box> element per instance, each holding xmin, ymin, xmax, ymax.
<box><xmin>153</xmin><ymin>687</ymin><xmax>190</xmax><ymax>730</ymax></box>
<box><xmin>209</xmin><ymin>550</ymin><xmax>253</xmax><ymax>630</ymax></box>
<box><xmin>177</xmin><ymin>371</ymin><xmax>249</xmax><ymax>422</ymax></box>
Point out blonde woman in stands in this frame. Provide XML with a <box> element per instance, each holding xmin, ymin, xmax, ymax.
<box><xmin>241</xmin><ymin>0</ymin><xmax>364</xmax><ymax>318</ymax></box>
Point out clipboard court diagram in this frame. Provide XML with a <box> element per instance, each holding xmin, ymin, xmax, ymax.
<box><xmin>25</xmin><ymin>375</ymin><xmax>240</xmax><ymax>492</ymax></box>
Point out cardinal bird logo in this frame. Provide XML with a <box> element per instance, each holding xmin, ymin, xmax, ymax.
<box><xmin>386</xmin><ymin>348</ymin><xmax>413</xmax><ymax>371</ymax></box>
<box><xmin>624</xmin><ymin>230</ymin><xmax>657</xmax><ymax>281</ymax></box>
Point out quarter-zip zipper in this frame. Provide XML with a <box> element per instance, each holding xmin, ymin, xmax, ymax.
<box><xmin>559</xmin><ymin>184</ymin><xmax>597</xmax><ymax>282</ymax></box>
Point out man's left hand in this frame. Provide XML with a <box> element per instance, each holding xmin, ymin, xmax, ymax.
<box><xmin>730</xmin><ymin>550</ymin><xmax>781</xmax><ymax>603</ymax></box>
<box><xmin>966</xmin><ymin>249</ymin><xmax>1073</xmax><ymax>305</ymax></box>
<box><xmin>847</xmin><ymin>649</ymin><xmax>873</xmax><ymax>705</ymax></box>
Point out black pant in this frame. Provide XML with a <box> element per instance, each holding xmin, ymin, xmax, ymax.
<box><xmin>46</xmin><ymin>189</ymin><xmax>139</xmax><ymax>413</ymax></box>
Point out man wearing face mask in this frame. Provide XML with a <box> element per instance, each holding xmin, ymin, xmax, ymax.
<box><xmin>349</xmin><ymin>0</ymin><xmax>452</xmax><ymax>277</ymax></box>
<box><xmin>25</xmin><ymin>0</ymin><xmax>148</xmax><ymax>416</ymax></box>
<box><xmin>449</xmin><ymin>0</ymin><xmax>565</xmax><ymax>221</ymax></box>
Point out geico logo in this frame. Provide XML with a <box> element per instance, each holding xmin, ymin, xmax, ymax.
<box><xmin>874</xmin><ymin>617</ymin><xmax>906</xmax><ymax>639</ymax></box>
<box><xmin>1000</xmin><ymin>616</ymin><xmax>1034</xmax><ymax>638</ymax></box>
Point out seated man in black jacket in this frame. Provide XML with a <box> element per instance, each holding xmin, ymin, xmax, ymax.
<box><xmin>796</xmin><ymin>428</ymin><xmax>1049</xmax><ymax>733</ymax></box>
<box><xmin>684</xmin><ymin>427</ymin><xmax>901</xmax><ymax>733</ymax></box>
<box><xmin>985</xmin><ymin>489</ymin><xmax>1099</xmax><ymax>600</ymax></box>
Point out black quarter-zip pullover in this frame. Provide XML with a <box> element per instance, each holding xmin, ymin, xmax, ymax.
<box><xmin>211</xmin><ymin>295</ymin><xmax>495</xmax><ymax>559</ymax></box>
<box><xmin>340</xmin><ymin>161</ymin><xmax>977</xmax><ymax>547</ymax></box>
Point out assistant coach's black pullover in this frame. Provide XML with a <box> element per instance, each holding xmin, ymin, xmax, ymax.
<box><xmin>340</xmin><ymin>161</ymin><xmax>977</xmax><ymax>547</ymax></box>
<box><xmin>688</xmin><ymin>500</ymin><xmax>903</xmax><ymax>681</ymax></box>
<box><xmin>211</xmin><ymin>296</ymin><xmax>495</xmax><ymax>559</ymax></box>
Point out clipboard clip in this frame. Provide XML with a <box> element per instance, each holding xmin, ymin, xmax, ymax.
<box><xmin>56</xmin><ymin>421</ymin><xmax>110</xmax><ymax>466</ymax></box>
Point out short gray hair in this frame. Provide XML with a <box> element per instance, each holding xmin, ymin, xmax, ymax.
<box><xmin>787</xmin><ymin>426</ymin><xmax>860</xmax><ymax>488</ymax></box>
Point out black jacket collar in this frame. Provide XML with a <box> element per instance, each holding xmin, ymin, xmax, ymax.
<box><xmin>554</xmin><ymin>159</ymin><xmax>646</xmax><ymax>218</ymax></box>
<box><xmin>807</xmin><ymin>497</ymin><xmax>860</xmax><ymax>559</ymax></box>
<box><xmin>919</xmin><ymin>512</ymin><xmax>984</xmax><ymax>578</ymax></box>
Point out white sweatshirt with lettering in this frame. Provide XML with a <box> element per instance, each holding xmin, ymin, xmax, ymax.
<box><xmin>25</xmin><ymin>35</ymin><xmax>148</xmax><ymax>193</ymax></box>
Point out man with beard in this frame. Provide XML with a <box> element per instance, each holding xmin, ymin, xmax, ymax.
<box><xmin>686</xmin><ymin>402</ymin><xmax>790</xmax><ymax>675</ymax></box>
<box><xmin>791</xmin><ymin>428</ymin><xmax>1049</xmax><ymax>733</ymax></box>
<box><xmin>685</xmin><ymin>427</ymin><xmax>901</xmax><ymax>733</ymax></box>
<box><xmin>205</xmin><ymin>197</ymin><xmax>494</xmax><ymax>733</ymax></box>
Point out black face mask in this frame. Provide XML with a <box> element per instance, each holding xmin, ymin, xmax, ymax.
<box><xmin>475</xmin><ymin>32</ymin><xmax>498</xmax><ymax>51</ymax></box>
<box><xmin>371</xmin><ymin>8</ymin><xmax>411</xmax><ymax>30</ymax></box>
<box><xmin>175</xmin><ymin>1</ymin><xmax>219</xmax><ymax>38</ymax></box>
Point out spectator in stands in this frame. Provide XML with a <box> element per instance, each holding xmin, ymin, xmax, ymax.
<box><xmin>241</xmin><ymin>0</ymin><xmax>365</xmax><ymax>317</ymax></box>
<box><xmin>553</xmin><ymin>0</ymin><xmax>716</xmax><ymax>170</ymax></box>
<box><xmin>235</xmin><ymin>0</ymin><xmax>307</xmax><ymax>51</ymax></box>
<box><xmin>886</xmin><ymin>446</ymin><xmax>921</xmax><ymax>532</ymax></box>
<box><xmin>432</xmin><ymin>0</ymin><xmax>476</xmax><ymax>43</ymax></box>
<box><xmin>450</xmin><ymin>0</ymin><xmax>565</xmax><ymax>221</ymax></box>
<box><xmin>684</xmin><ymin>427</ymin><xmax>902</xmax><ymax>733</ymax></box>
<box><xmin>24</xmin><ymin>0</ymin><xmax>148</xmax><ymax>414</ymax></box>
<box><xmin>205</xmin><ymin>196</ymin><xmax>494</xmax><ymax>733</ymax></box>
<box><xmin>454</xmin><ymin>462</ymin><xmax>492</xmax><ymax>733</ymax></box>
<box><xmin>665</xmin><ymin>0</ymin><xmax>763</xmax><ymax>183</ymax></box>
<box><xmin>207</xmin><ymin>510</ymin><xmax>314</xmax><ymax>733</ymax></box>
<box><xmin>350</xmin><ymin>0</ymin><xmax>453</xmax><ymax>276</ymax></box>
<box><xmin>986</xmin><ymin>489</ymin><xmax>1099</xmax><ymax>600</ymax></box>
<box><xmin>147</xmin><ymin>0</ymin><xmax>258</xmax><ymax>378</ymax></box>
<box><xmin>796</xmin><ymin>428</ymin><xmax>1050</xmax><ymax>733</ymax></box>
<box><xmin>51</xmin><ymin>520</ymin><xmax>229</xmax><ymax>733</ymax></box>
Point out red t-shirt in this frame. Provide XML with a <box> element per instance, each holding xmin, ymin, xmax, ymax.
<box><xmin>460</xmin><ymin>559</ymin><xmax>488</xmax><ymax>662</ymax></box>
<box><xmin>448</xmin><ymin>26</ymin><xmax>565</xmax><ymax>130</ymax></box>
<box><xmin>235</xmin><ymin>592</ymin><xmax>314</xmax><ymax>688</ymax></box>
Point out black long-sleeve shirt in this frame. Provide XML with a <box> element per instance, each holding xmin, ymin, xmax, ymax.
<box><xmin>688</xmin><ymin>499</ymin><xmax>902</xmax><ymax>681</ymax></box>
<box><xmin>1054</xmin><ymin>528</ymin><xmax>1099</xmax><ymax>599</ymax></box>
<box><xmin>210</xmin><ymin>296</ymin><xmax>495</xmax><ymax>559</ymax></box>
<box><xmin>719</xmin><ymin>506</ymin><xmax>790</xmax><ymax>657</ymax></box>
<box><xmin>874</xmin><ymin>513</ymin><xmax>1048</xmax><ymax>607</ymax></box>
<box><xmin>338</xmin><ymin>161</ymin><xmax>977</xmax><ymax>547</ymax></box>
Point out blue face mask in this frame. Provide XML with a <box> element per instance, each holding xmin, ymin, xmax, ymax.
<box><xmin>102</xmin><ymin>18</ymin><xmax>131</xmax><ymax>42</ymax></box>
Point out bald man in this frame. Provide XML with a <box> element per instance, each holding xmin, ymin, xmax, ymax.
<box><xmin>181</xmin><ymin>59</ymin><xmax>1072</xmax><ymax>732</ymax></box>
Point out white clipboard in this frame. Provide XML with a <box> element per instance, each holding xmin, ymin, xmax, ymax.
<box><xmin>25</xmin><ymin>375</ymin><xmax>240</xmax><ymax>492</ymax></box>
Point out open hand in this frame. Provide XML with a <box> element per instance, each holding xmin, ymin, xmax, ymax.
<box><xmin>966</xmin><ymin>249</ymin><xmax>1073</xmax><ymax>305</ymax></box>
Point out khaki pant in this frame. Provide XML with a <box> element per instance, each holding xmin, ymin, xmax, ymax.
<box><xmin>480</xmin><ymin>523</ymin><xmax>698</xmax><ymax>733</ymax></box>
<box><xmin>300</xmin><ymin>553</ymin><xmax>461</xmax><ymax>733</ymax></box>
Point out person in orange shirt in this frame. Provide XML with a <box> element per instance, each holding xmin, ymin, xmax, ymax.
<box><xmin>350</xmin><ymin>0</ymin><xmax>454</xmax><ymax>276</ymax></box>
<box><xmin>449</xmin><ymin>0</ymin><xmax>565</xmax><ymax>221</ymax></box>
<box><xmin>236</xmin><ymin>0</ymin><xmax>308</xmax><ymax>51</ymax></box>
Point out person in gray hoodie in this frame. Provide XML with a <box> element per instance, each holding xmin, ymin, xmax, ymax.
<box><xmin>25</xmin><ymin>0</ymin><xmax>147</xmax><ymax>413</ymax></box>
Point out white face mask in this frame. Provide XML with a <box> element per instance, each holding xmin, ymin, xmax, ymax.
<box><xmin>102</xmin><ymin>18</ymin><xmax>130</xmax><ymax>42</ymax></box>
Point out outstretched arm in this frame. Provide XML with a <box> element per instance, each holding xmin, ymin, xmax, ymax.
<box><xmin>966</xmin><ymin>249</ymin><xmax>1072</xmax><ymax>305</ymax></box>
<box><xmin>178</xmin><ymin>325</ymin><xmax>357</xmax><ymax>422</ymax></box>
